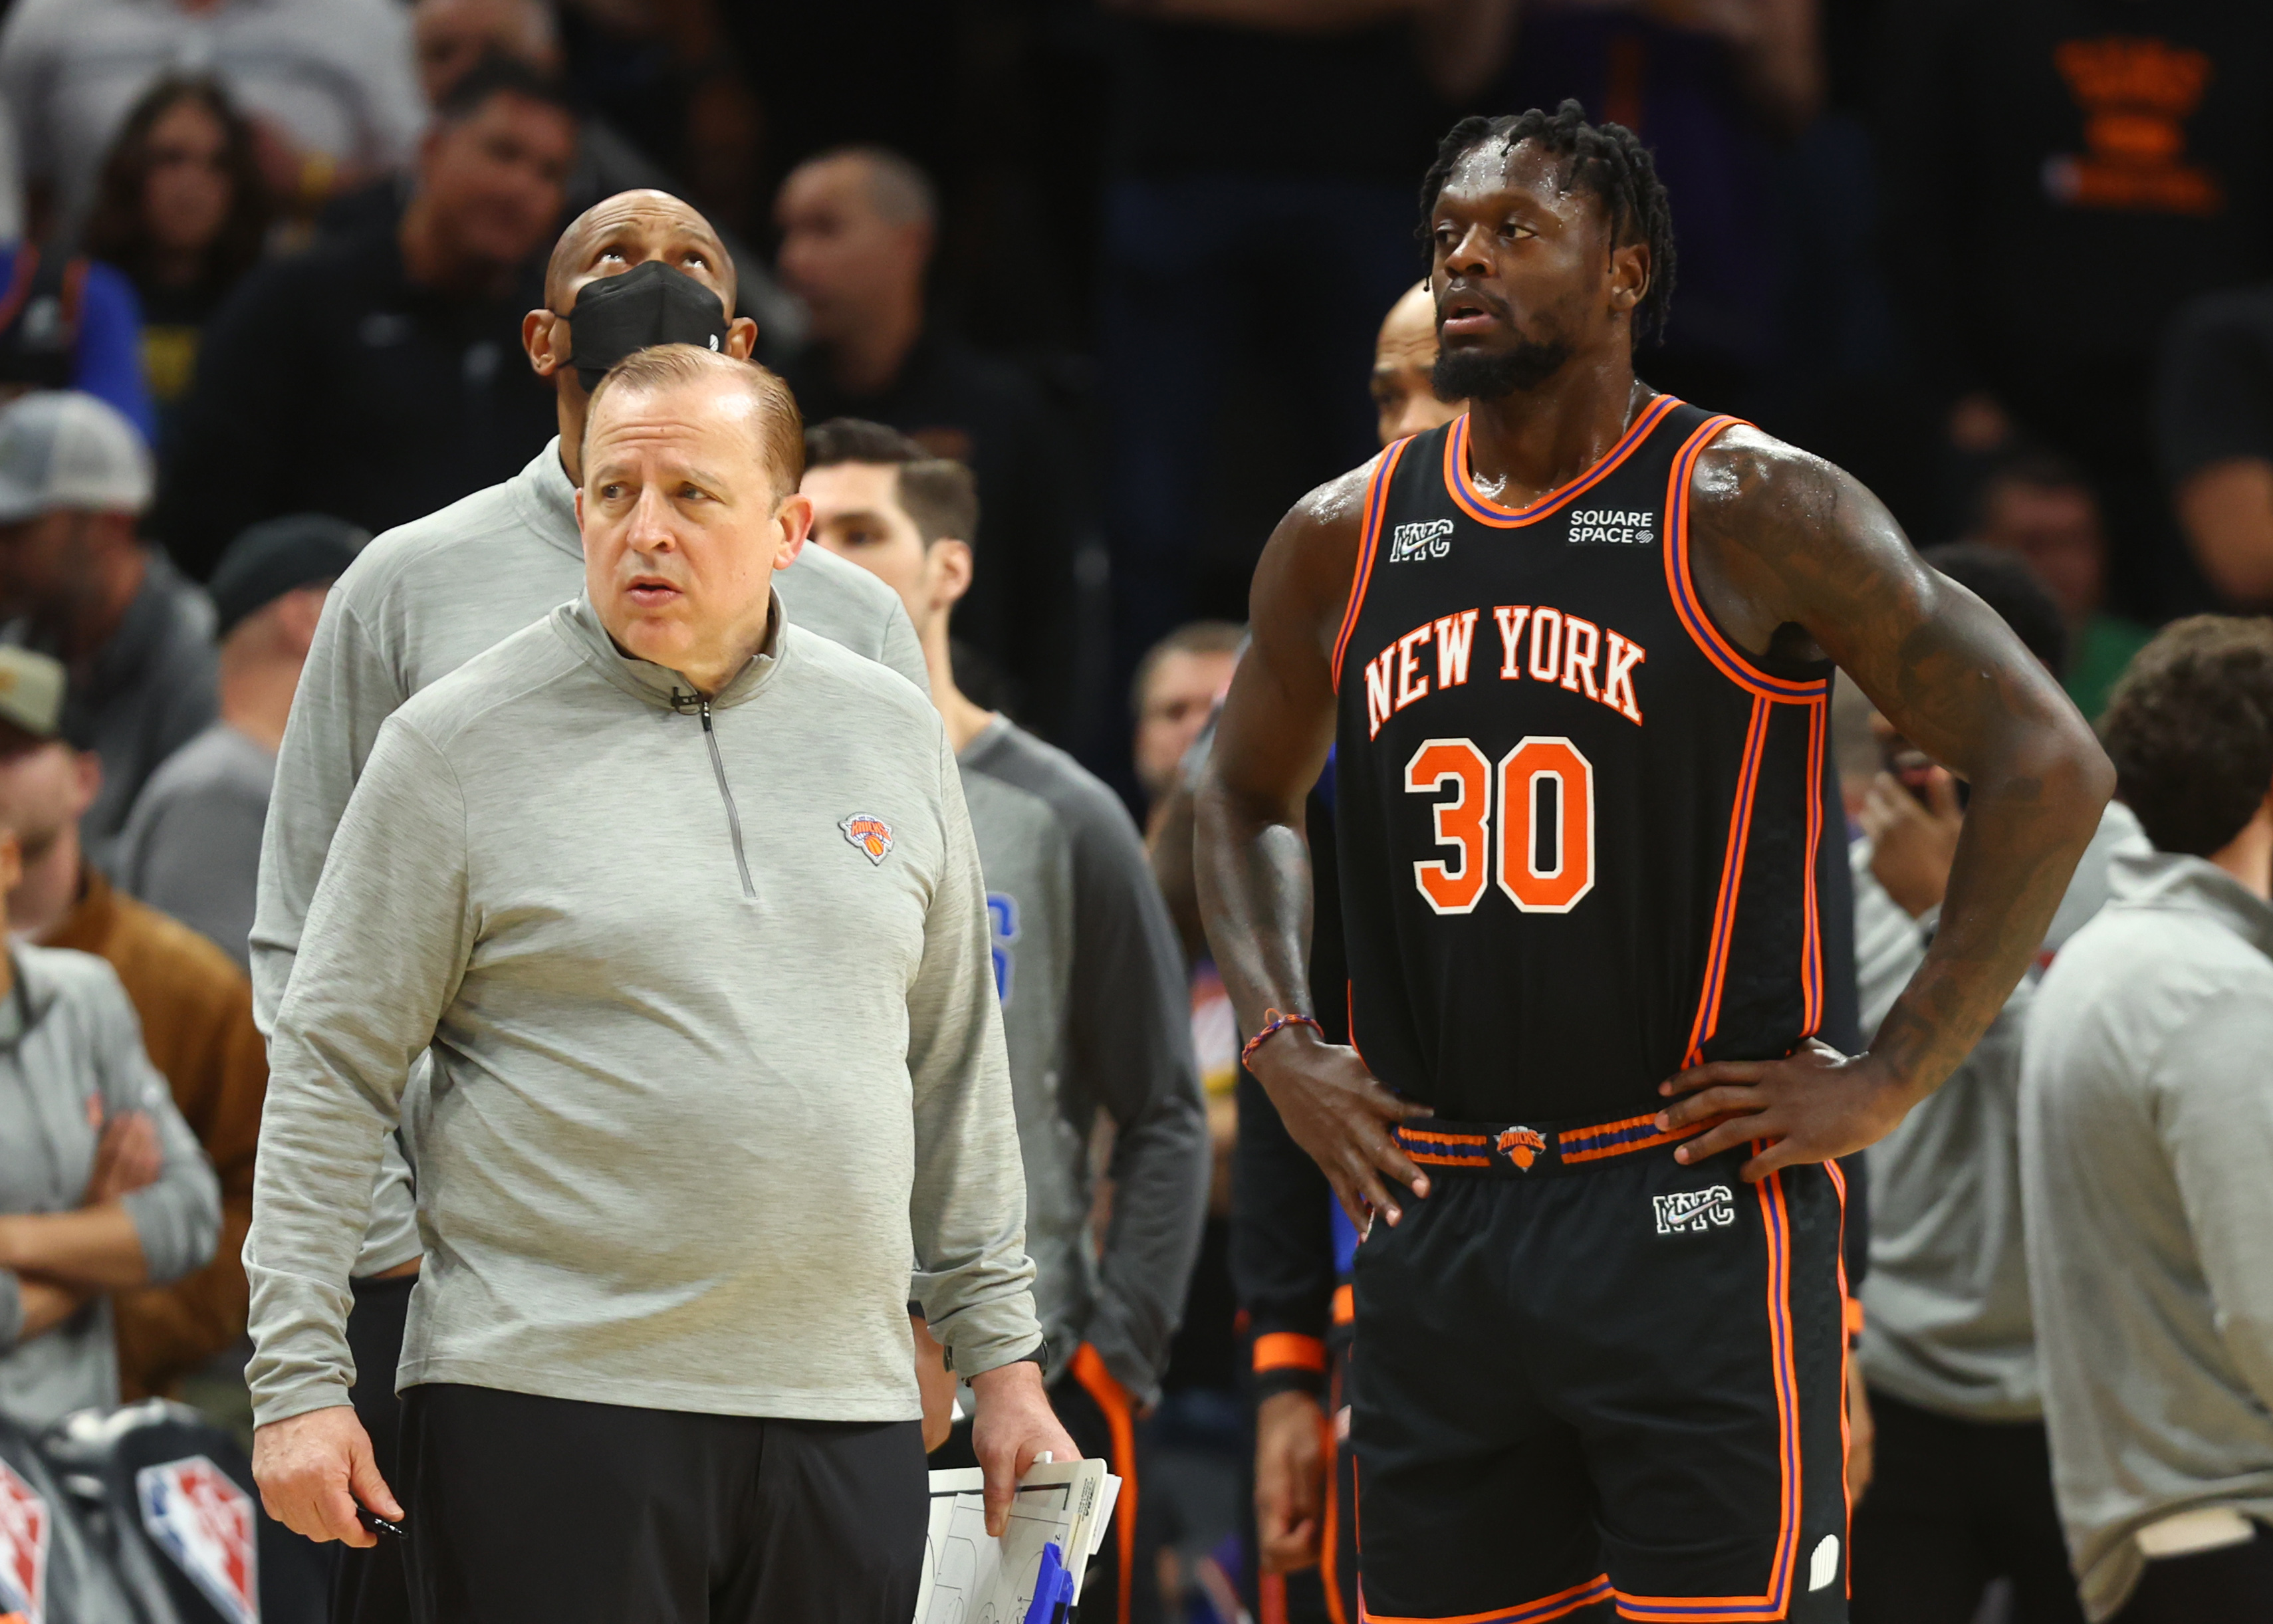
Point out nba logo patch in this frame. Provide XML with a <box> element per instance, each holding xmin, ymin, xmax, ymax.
<box><xmin>1495</xmin><ymin>1127</ymin><xmax>1546</xmax><ymax>1169</ymax></box>
<box><xmin>137</xmin><ymin>1456</ymin><xmax>259</xmax><ymax>1624</ymax></box>
<box><xmin>0</xmin><ymin>1458</ymin><xmax>49</xmax><ymax>1624</ymax></box>
<box><xmin>840</xmin><ymin>813</ymin><xmax>894</xmax><ymax>865</ymax></box>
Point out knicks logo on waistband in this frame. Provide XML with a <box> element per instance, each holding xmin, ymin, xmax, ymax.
<box><xmin>1495</xmin><ymin>1127</ymin><xmax>1546</xmax><ymax>1169</ymax></box>
<box><xmin>840</xmin><ymin>813</ymin><xmax>894</xmax><ymax>865</ymax></box>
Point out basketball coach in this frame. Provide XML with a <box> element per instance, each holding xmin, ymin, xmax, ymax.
<box><xmin>241</xmin><ymin>345</ymin><xmax>1071</xmax><ymax>1622</ymax></box>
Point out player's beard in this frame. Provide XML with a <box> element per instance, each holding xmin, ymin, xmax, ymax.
<box><xmin>1433</xmin><ymin>334</ymin><xmax>1573</xmax><ymax>400</ymax></box>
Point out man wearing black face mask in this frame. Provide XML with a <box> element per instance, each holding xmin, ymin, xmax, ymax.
<box><xmin>250</xmin><ymin>187</ymin><xmax>927</xmax><ymax>1624</ymax></box>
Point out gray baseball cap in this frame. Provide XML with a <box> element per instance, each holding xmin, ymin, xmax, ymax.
<box><xmin>0</xmin><ymin>391</ymin><xmax>153</xmax><ymax>524</ymax></box>
<box><xmin>0</xmin><ymin>645</ymin><xmax>66</xmax><ymax>740</ymax></box>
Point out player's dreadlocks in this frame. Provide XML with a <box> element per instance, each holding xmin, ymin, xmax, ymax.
<box><xmin>1418</xmin><ymin>100</ymin><xmax>1678</xmax><ymax>346</ymax></box>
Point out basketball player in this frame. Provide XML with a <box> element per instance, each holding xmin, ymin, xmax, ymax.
<box><xmin>1194</xmin><ymin>102</ymin><xmax>2111</xmax><ymax>1623</ymax></box>
<box><xmin>1243</xmin><ymin>280</ymin><xmax>1461</xmax><ymax>1624</ymax></box>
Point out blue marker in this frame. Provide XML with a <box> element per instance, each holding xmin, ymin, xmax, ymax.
<box><xmin>1023</xmin><ymin>1541</ymin><xmax>1075</xmax><ymax>1624</ymax></box>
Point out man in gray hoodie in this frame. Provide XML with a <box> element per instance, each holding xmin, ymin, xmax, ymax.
<box><xmin>247</xmin><ymin>188</ymin><xmax>927</xmax><ymax>1624</ymax></box>
<box><xmin>246</xmin><ymin>346</ymin><xmax>1066</xmax><ymax>1623</ymax></box>
<box><xmin>805</xmin><ymin>419</ymin><xmax>1209</xmax><ymax>1624</ymax></box>
<box><xmin>2022</xmin><ymin>616</ymin><xmax>2273</xmax><ymax>1623</ymax></box>
<box><xmin>1848</xmin><ymin>546</ymin><xmax>2147</xmax><ymax>1624</ymax></box>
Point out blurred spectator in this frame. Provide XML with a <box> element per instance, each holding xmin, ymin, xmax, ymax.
<box><xmin>156</xmin><ymin>57</ymin><xmax>574</xmax><ymax>579</ymax></box>
<box><xmin>1132</xmin><ymin>621</ymin><xmax>1242</xmax><ymax>810</ymax></box>
<box><xmin>118</xmin><ymin>515</ymin><xmax>362</xmax><ymax>969</ymax></box>
<box><xmin>0</xmin><ymin>645</ymin><xmax>262</xmax><ymax>1415</ymax></box>
<box><xmin>1848</xmin><ymin>544</ymin><xmax>2145</xmax><ymax>1624</ymax></box>
<box><xmin>0</xmin><ymin>98</ymin><xmax>21</xmax><ymax>242</ymax></box>
<box><xmin>2155</xmin><ymin>284</ymin><xmax>2273</xmax><ymax>610</ymax></box>
<box><xmin>0</xmin><ymin>239</ymin><xmax>155</xmax><ymax>441</ymax></box>
<box><xmin>776</xmin><ymin>146</ymin><xmax>1088</xmax><ymax>741</ymax></box>
<box><xmin>318</xmin><ymin>0</ymin><xmax>803</xmax><ymax>355</ymax></box>
<box><xmin>81</xmin><ymin>76</ymin><xmax>272</xmax><ymax>459</ymax></box>
<box><xmin>1876</xmin><ymin>1</ymin><xmax>2273</xmax><ymax>620</ymax></box>
<box><xmin>1484</xmin><ymin>0</ymin><xmax>1821</xmax><ymax>409</ymax></box>
<box><xmin>1094</xmin><ymin>1</ymin><xmax>1498</xmax><ymax>703</ymax></box>
<box><xmin>2022</xmin><ymin>616</ymin><xmax>2273</xmax><ymax>1623</ymax></box>
<box><xmin>0</xmin><ymin>392</ymin><xmax>216</xmax><ymax>870</ymax></box>
<box><xmin>0</xmin><ymin>645</ymin><xmax>221</xmax><ymax>1433</ymax></box>
<box><xmin>1965</xmin><ymin>451</ymin><xmax>2153</xmax><ymax>721</ymax></box>
<box><xmin>0</xmin><ymin>0</ymin><xmax>421</xmax><ymax>235</ymax></box>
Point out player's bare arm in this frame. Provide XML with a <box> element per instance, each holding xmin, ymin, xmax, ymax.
<box><xmin>1657</xmin><ymin>428</ymin><xmax>2114</xmax><ymax>1176</ymax></box>
<box><xmin>1195</xmin><ymin>464</ymin><xmax>1435</xmax><ymax>1228</ymax></box>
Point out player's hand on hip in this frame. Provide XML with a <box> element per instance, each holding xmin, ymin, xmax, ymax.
<box><xmin>251</xmin><ymin>1405</ymin><xmax>400</xmax><ymax>1547</ymax></box>
<box><xmin>967</xmin><ymin>1357</ymin><xmax>1081</xmax><ymax>1538</ymax></box>
<box><xmin>1249</xmin><ymin>1026</ymin><xmax>1432</xmax><ymax>1228</ymax></box>
<box><xmin>1656</xmin><ymin>1040</ymin><xmax>1912</xmax><ymax>1181</ymax></box>
<box><xmin>1254</xmin><ymin>1389</ymin><xmax>1328</xmax><ymax>1573</ymax></box>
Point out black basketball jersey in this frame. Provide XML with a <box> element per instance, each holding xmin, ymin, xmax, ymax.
<box><xmin>1331</xmin><ymin>396</ymin><xmax>1844</xmax><ymax>1125</ymax></box>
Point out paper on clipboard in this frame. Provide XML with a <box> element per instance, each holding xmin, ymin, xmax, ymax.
<box><xmin>913</xmin><ymin>1458</ymin><xmax>1120</xmax><ymax>1624</ymax></box>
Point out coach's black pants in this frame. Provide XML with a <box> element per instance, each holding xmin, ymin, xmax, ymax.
<box><xmin>331</xmin><ymin>1273</ymin><xmax>416</xmax><ymax>1624</ymax></box>
<box><xmin>1850</xmin><ymin>1389</ymin><xmax>2086</xmax><ymax>1624</ymax></box>
<box><xmin>2111</xmin><ymin>1526</ymin><xmax>2273</xmax><ymax>1623</ymax></box>
<box><xmin>398</xmin><ymin>1383</ymin><xmax>927</xmax><ymax>1624</ymax></box>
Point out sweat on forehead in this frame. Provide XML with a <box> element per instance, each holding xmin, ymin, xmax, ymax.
<box><xmin>545</xmin><ymin>191</ymin><xmax>735</xmax><ymax>312</ymax></box>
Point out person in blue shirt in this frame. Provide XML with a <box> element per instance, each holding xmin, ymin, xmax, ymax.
<box><xmin>0</xmin><ymin>241</ymin><xmax>153</xmax><ymax>441</ymax></box>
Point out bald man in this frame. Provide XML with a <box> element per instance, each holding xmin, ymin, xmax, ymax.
<box><xmin>251</xmin><ymin>190</ymin><xmax>927</xmax><ymax>1624</ymax></box>
<box><xmin>776</xmin><ymin>146</ymin><xmax>1091</xmax><ymax>747</ymax></box>
<box><xmin>1372</xmin><ymin>281</ymin><xmax>1465</xmax><ymax>446</ymax></box>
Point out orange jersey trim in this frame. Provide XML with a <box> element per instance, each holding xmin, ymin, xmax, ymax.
<box><xmin>1683</xmin><ymin>695</ymin><xmax>1772</xmax><ymax>1066</ymax></box>
<box><xmin>1255</xmin><ymin>1332</ymin><xmax>1329</xmax><ymax>1375</ymax></box>
<box><xmin>1323</xmin><ymin>1355</ymin><xmax>1351</xmax><ymax>1624</ymax></box>
<box><xmin>1828</xmin><ymin>1157</ymin><xmax>1855</xmax><ymax>1597</ymax></box>
<box><xmin>1333</xmin><ymin>1283</ymin><xmax>1356</xmax><ymax>1326</ymax></box>
<box><xmin>1612</xmin><ymin>1169</ymin><xmax>1802</xmax><ymax>1621</ymax></box>
<box><xmin>1661</xmin><ymin>417</ymin><xmax>1830</xmax><ymax>703</ymax></box>
<box><xmin>1070</xmin><ymin>1343</ymin><xmax>1140</xmax><ymax>1624</ymax></box>
<box><xmin>1332</xmin><ymin>437</ymin><xmax>1413</xmax><ymax>691</ymax></box>
<box><xmin>1364</xmin><ymin>1573</ymin><xmax>1616</xmax><ymax>1623</ymax></box>
<box><xmin>1799</xmin><ymin>697</ymin><xmax>1829</xmax><ymax>1038</ymax></box>
<box><xmin>1558</xmin><ymin>1113</ymin><xmax>1707</xmax><ymax>1165</ymax></box>
<box><xmin>1399</xmin><ymin>1125</ymin><xmax>1493</xmax><ymax>1168</ymax></box>
<box><xmin>1442</xmin><ymin>395</ymin><xmax>1679</xmax><ymax>528</ymax></box>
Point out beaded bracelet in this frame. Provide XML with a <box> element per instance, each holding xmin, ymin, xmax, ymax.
<box><xmin>1240</xmin><ymin>1008</ymin><xmax>1324</xmax><ymax>1070</ymax></box>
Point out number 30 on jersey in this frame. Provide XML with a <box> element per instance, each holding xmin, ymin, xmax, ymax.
<box><xmin>1405</xmin><ymin>737</ymin><xmax>1595</xmax><ymax>914</ymax></box>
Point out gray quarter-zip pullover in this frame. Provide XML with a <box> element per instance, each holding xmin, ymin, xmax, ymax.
<box><xmin>244</xmin><ymin>595</ymin><xmax>1037</xmax><ymax>1428</ymax></box>
<box><xmin>2021</xmin><ymin>851</ymin><xmax>2273</xmax><ymax>1621</ymax></box>
<box><xmin>959</xmin><ymin>717</ymin><xmax>1207</xmax><ymax>1407</ymax></box>
<box><xmin>250</xmin><ymin>439</ymin><xmax>927</xmax><ymax>1274</ymax></box>
<box><xmin>1855</xmin><ymin>801</ymin><xmax>2147</xmax><ymax>1421</ymax></box>
<box><xmin>0</xmin><ymin>945</ymin><xmax>219</xmax><ymax>1429</ymax></box>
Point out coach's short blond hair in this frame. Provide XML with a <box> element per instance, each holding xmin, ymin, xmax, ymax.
<box><xmin>584</xmin><ymin>344</ymin><xmax>805</xmax><ymax>498</ymax></box>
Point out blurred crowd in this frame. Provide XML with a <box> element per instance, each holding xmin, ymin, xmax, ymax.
<box><xmin>0</xmin><ymin>1</ymin><xmax>2266</xmax><ymax>1622</ymax></box>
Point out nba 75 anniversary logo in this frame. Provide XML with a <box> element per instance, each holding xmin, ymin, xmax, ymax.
<box><xmin>1653</xmin><ymin>1185</ymin><xmax>1736</xmax><ymax>1235</ymax></box>
<box><xmin>1387</xmin><ymin>520</ymin><xmax>1454</xmax><ymax>563</ymax></box>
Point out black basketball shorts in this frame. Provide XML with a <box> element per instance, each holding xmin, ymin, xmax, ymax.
<box><xmin>1351</xmin><ymin>1113</ymin><xmax>1852</xmax><ymax>1623</ymax></box>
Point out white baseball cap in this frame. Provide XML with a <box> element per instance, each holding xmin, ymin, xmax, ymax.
<box><xmin>0</xmin><ymin>391</ymin><xmax>153</xmax><ymax>523</ymax></box>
